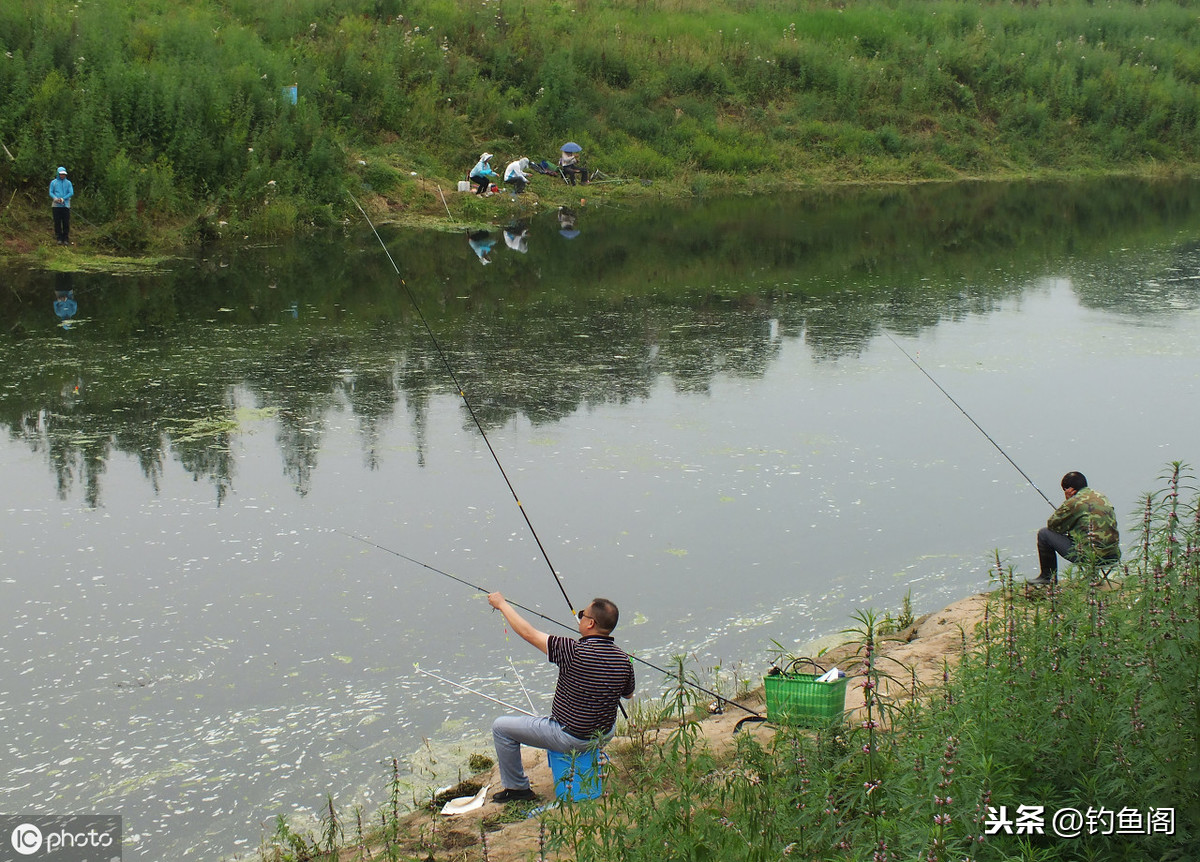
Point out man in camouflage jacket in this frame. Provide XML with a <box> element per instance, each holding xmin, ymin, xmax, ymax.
<box><xmin>1030</xmin><ymin>471</ymin><xmax>1120</xmax><ymax>586</ymax></box>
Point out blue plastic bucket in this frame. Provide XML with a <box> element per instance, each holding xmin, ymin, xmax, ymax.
<box><xmin>547</xmin><ymin>749</ymin><xmax>605</xmax><ymax>801</ymax></box>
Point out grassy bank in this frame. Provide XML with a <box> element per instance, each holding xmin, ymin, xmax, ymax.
<box><xmin>3</xmin><ymin>0</ymin><xmax>1200</xmax><ymax>261</ymax></box>
<box><xmin>256</xmin><ymin>463</ymin><xmax>1199</xmax><ymax>861</ymax></box>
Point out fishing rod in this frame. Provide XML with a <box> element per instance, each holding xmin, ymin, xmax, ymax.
<box><xmin>885</xmin><ymin>333</ymin><xmax>1054</xmax><ymax>508</ymax></box>
<box><xmin>338</xmin><ymin>529</ymin><xmax>568</xmax><ymax>630</ymax></box>
<box><xmin>340</xmin><ymin>530</ymin><xmax>763</xmax><ymax>719</ymax></box>
<box><xmin>346</xmin><ymin>192</ymin><xmax>576</xmax><ymax>615</ymax></box>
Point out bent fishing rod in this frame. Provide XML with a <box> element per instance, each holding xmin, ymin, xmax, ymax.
<box><xmin>885</xmin><ymin>333</ymin><xmax>1054</xmax><ymax>508</ymax></box>
<box><xmin>347</xmin><ymin>192</ymin><xmax>576</xmax><ymax>615</ymax></box>
<box><xmin>339</xmin><ymin>530</ymin><xmax>763</xmax><ymax>719</ymax></box>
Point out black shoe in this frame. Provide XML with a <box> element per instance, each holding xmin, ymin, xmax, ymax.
<box><xmin>1027</xmin><ymin>574</ymin><xmax>1055</xmax><ymax>587</ymax></box>
<box><xmin>493</xmin><ymin>787</ymin><xmax>537</xmax><ymax>803</ymax></box>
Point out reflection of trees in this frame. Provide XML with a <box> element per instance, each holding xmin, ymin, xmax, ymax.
<box><xmin>445</xmin><ymin>296</ymin><xmax>783</xmax><ymax>424</ymax></box>
<box><xmin>175</xmin><ymin>430</ymin><xmax>235</xmax><ymax>506</ymax></box>
<box><xmin>0</xmin><ymin>300</ymin><xmax>795</xmax><ymax>504</ymax></box>
<box><xmin>391</xmin><ymin>346</ymin><xmax>442</xmax><ymax>469</ymax></box>
<box><xmin>345</xmin><ymin>364</ymin><xmax>400</xmax><ymax>472</ymax></box>
<box><xmin>448</xmin><ymin>311</ymin><xmax>658</xmax><ymax>426</ymax></box>
<box><xmin>3</xmin><ymin>178</ymin><xmax>1200</xmax><ymax>504</ymax></box>
<box><xmin>45</xmin><ymin>419</ymin><xmax>109</xmax><ymax>509</ymax></box>
<box><xmin>248</xmin><ymin>338</ymin><xmax>337</xmax><ymax>497</ymax></box>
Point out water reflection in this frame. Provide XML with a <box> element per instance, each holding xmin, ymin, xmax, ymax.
<box><xmin>467</xmin><ymin>229</ymin><xmax>495</xmax><ymax>265</ymax></box>
<box><xmin>53</xmin><ymin>272</ymin><xmax>79</xmax><ymax>327</ymax></box>
<box><xmin>2</xmin><ymin>180</ymin><xmax>1200</xmax><ymax>507</ymax></box>
<box><xmin>503</xmin><ymin>220</ymin><xmax>530</xmax><ymax>254</ymax></box>
<box><xmin>557</xmin><ymin>206</ymin><xmax>581</xmax><ymax>239</ymax></box>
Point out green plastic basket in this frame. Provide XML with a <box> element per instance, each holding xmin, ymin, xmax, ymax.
<box><xmin>763</xmin><ymin>670</ymin><xmax>849</xmax><ymax>727</ymax></box>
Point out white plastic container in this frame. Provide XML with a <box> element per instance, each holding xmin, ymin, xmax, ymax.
<box><xmin>457</xmin><ymin>180</ymin><xmax>470</xmax><ymax>192</ymax></box>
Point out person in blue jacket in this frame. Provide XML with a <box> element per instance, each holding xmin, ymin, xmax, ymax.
<box><xmin>469</xmin><ymin>152</ymin><xmax>497</xmax><ymax>195</ymax></box>
<box><xmin>49</xmin><ymin>166</ymin><xmax>74</xmax><ymax>245</ymax></box>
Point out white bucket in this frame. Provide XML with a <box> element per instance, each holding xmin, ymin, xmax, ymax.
<box><xmin>457</xmin><ymin>180</ymin><xmax>470</xmax><ymax>192</ymax></box>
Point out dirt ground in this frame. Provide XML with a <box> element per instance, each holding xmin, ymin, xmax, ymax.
<box><xmin>385</xmin><ymin>590</ymin><xmax>995</xmax><ymax>862</ymax></box>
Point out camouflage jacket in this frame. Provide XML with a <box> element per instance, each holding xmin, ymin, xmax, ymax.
<box><xmin>1047</xmin><ymin>487</ymin><xmax>1120</xmax><ymax>560</ymax></box>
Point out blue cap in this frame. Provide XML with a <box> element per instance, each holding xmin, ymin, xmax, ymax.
<box><xmin>57</xmin><ymin>166</ymin><xmax>67</xmax><ymax>174</ymax></box>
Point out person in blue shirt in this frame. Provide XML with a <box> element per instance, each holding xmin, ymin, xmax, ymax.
<box><xmin>469</xmin><ymin>152</ymin><xmax>497</xmax><ymax>196</ymax></box>
<box><xmin>49</xmin><ymin>166</ymin><xmax>74</xmax><ymax>245</ymax></box>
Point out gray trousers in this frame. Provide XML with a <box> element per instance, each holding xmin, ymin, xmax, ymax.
<box><xmin>492</xmin><ymin>715</ymin><xmax>611</xmax><ymax>790</ymax></box>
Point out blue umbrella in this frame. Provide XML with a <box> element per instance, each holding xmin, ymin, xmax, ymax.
<box><xmin>561</xmin><ymin>142</ymin><xmax>582</xmax><ymax>153</ymax></box>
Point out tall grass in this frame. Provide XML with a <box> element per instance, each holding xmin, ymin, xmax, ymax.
<box><xmin>3</xmin><ymin>0</ymin><xmax>1200</xmax><ymax>246</ymax></box>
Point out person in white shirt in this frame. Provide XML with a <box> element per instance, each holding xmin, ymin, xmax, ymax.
<box><xmin>503</xmin><ymin>157</ymin><xmax>531</xmax><ymax>194</ymax></box>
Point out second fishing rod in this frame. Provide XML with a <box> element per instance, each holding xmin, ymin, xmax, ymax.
<box><xmin>885</xmin><ymin>333</ymin><xmax>1055</xmax><ymax>508</ymax></box>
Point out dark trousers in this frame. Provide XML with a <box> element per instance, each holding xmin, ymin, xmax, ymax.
<box><xmin>470</xmin><ymin>174</ymin><xmax>489</xmax><ymax>194</ymax></box>
<box><xmin>561</xmin><ymin>165</ymin><xmax>588</xmax><ymax>185</ymax></box>
<box><xmin>505</xmin><ymin>177</ymin><xmax>527</xmax><ymax>194</ymax></box>
<box><xmin>1037</xmin><ymin>527</ymin><xmax>1075</xmax><ymax>577</ymax></box>
<box><xmin>1037</xmin><ymin>527</ymin><xmax>1117</xmax><ymax>579</ymax></box>
<box><xmin>53</xmin><ymin>207</ymin><xmax>71</xmax><ymax>243</ymax></box>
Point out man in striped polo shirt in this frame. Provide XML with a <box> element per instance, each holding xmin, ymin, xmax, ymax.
<box><xmin>487</xmin><ymin>592</ymin><xmax>635</xmax><ymax>803</ymax></box>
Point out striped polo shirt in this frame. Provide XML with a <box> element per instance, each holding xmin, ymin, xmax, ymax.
<box><xmin>548</xmin><ymin>634</ymin><xmax>635</xmax><ymax>739</ymax></box>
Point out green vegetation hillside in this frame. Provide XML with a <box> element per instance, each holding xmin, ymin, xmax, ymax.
<box><xmin>2</xmin><ymin>0</ymin><xmax>1199</xmax><ymax>254</ymax></box>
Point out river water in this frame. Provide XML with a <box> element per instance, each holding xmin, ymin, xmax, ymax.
<box><xmin>1</xmin><ymin>179</ymin><xmax>1199</xmax><ymax>859</ymax></box>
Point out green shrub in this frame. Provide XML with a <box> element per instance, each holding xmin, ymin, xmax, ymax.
<box><xmin>245</xmin><ymin>199</ymin><xmax>299</xmax><ymax>236</ymax></box>
<box><xmin>606</xmin><ymin>139</ymin><xmax>673</xmax><ymax>179</ymax></box>
<box><xmin>362</xmin><ymin>161</ymin><xmax>402</xmax><ymax>195</ymax></box>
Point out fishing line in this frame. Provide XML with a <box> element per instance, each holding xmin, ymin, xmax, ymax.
<box><xmin>415</xmin><ymin>666</ymin><xmax>536</xmax><ymax>717</ymax></box>
<box><xmin>347</xmin><ymin>192</ymin><xmax>576</xmax><ymax>614</ymax></box>
<box><xmin>340</xmin><ymin>530</ymin><xmax>763</xmax><ymax>719</ymax></box>
<box><xmin>507</xmin><ymin>659</ymin><xmax>538</xmax><ymax>716</ymax></box>
<box><xmin>885</xmin><ymin>333</ymin><xmax>1054</xmax><ymax>508</ymax></box>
